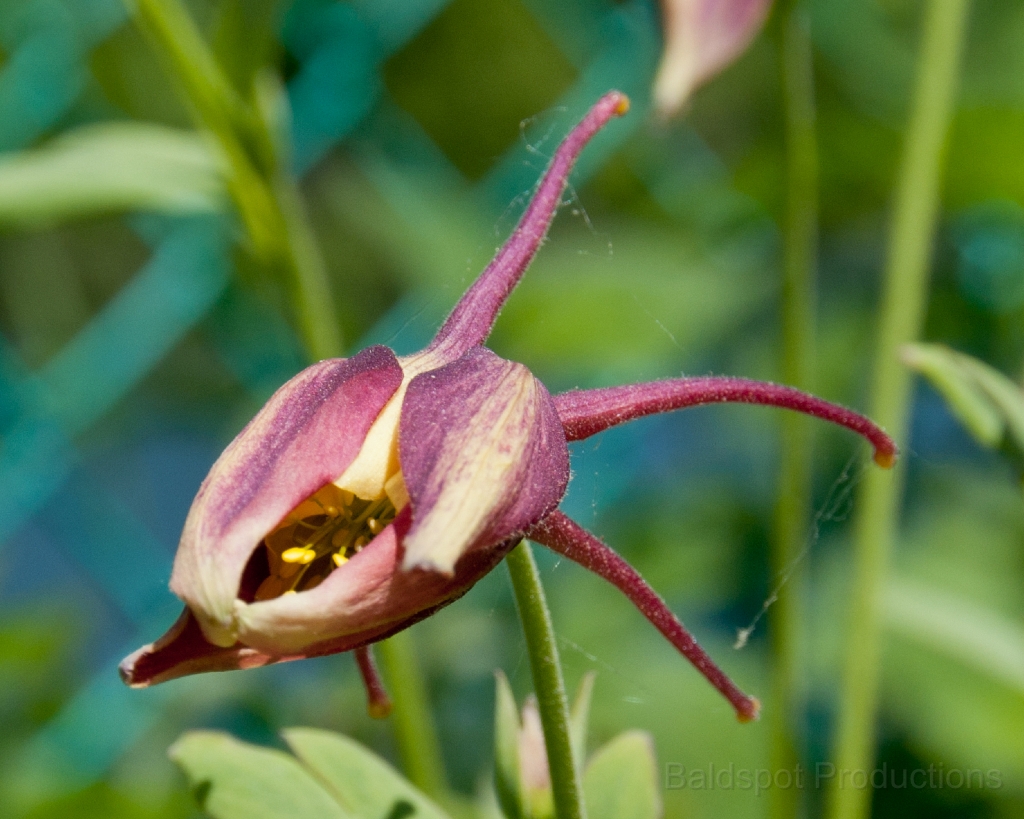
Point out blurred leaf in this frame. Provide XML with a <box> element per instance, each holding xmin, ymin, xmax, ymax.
<box><xmin>283</xmin><ymin>727</ymin><xmax>451</xmax><ymax>819</ymax></box>
<box><xmin>885</xmin><ymin>577</ymin><xmax>1024</xmax><ymax>696</ymax></box>
<box><xmin>966</xmin><ymin>360</ymin><xmax>1024</xmax><ymax>450</ymax></box>
<box><xmin>0</xmin><ymin>123</ymin><xmax>225</xmax><ymax>227</ymax></box>
<box><xmin>568</xmin><ymin>671</ymin><xmax>595</xmax><ymax>768</ymax></box>
<box><xmin>169</xmin><ymin>731</ymin><xmax>352</xmax><ymax>819</ymax></box>
<box><xmin>493</xmin><ymin>671</ymin><xmax>524</xmax><ymax>819</ymax></box>
<box><xmin>582</xmin><ymin>731</ymin><xmax>661</xmax><ymax>819</ymax></box>
<box><xmin>901</xmin><ymin>342</ymin><xmax>1005</xmax><ymax>446</ymax></box>
<box><xmin>810</xmin><ymin>471</ymin><xmax>1024</xmax><ymax>789</ymax></box>
<box><xmin>493</xmin><ymin>222</ymin><xmax>774</xmax><ymax>384</ymax></box>
<box><xmin>884</xmin><ymin>635</ymin><xmax>1024</xmax><ymax>790</ymax></box>
<box><xmin>902</xmin><ymin>342</ymin><xmax>1024</xmax><ymax>450</ymax></box>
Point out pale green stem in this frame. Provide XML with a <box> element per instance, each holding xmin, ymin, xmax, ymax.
<box><xmin>127</xmin><ymin>0</ymin><xmax>342</xmax><ymax>358</ymax></box>
<box><xmin>506</xmin><ymin>542</ymin><xmax>586</xmax><ymax>819</ymax></box>
<box><xmin>827</xmin><ymin>3</ymin><xmax>971</xmax><ymax>819</ymax></box>
<box><xmin>272</xmin><ymin>172</ymin><xmax>345</xmax><ymax>360</ymax></box>
<box><xmin>375</xmin><ymin>633</ymin><xmax>451</xmax><ymax>802</ymax></box>
<box><xmin>768</xmin><ymin>4</ymin><xmax>818</xmax><ymax>819</ymax></box>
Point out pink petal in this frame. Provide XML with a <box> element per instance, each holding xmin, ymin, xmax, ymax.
<box><xmin>654</xmin><ymin>0</ymin><xmax>773</xmax><ymax>117</ymax></box>
<box><xmin>120</xmin><ymin>515</ymin><xmax>519</xmax><ymax>686</ymax></box>
<box><xmin>170</xmin><ymin>345</ymin><xmax>404</xmax><ymax>646</ymax></box>
<box><xmin>426</xmin><ymin>92</ymin><xmax>629</xmax><ymax>363</ymax></box>
<box><xmin>399</xmin><ymin>348</ymin><xmax>570</xmax><ymax>574</ymax></box>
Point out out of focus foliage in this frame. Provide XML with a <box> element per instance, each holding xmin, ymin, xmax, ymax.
<box><xmin>1</xmin><ymin>1</ymin><xmax>1023</xmax><ymax>818</ymax></box>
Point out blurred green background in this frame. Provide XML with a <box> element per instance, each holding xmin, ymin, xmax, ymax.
<box><xmin>1</xmin><ymin>0</ymin><xmax>1023</xmax><ymax>817</ymax></box>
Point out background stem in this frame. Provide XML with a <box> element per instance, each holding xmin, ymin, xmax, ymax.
<box><xmin>768</xmin><ymin>2</ymin><xmax>818</xmax><ymax>818</ymax></box>
<box><xmin>375</xmin><ymin>633</ymin><xmax>451</xmax><ymax>802</ymax></box>
<box><xmin>128</xmin><ymin>0</ymin><xmax>342</xmax><ymax>358</ymax></box>
<box><xmin>506</xmin><ymin>542</ymin><xmax>586</xmax><ymax>819</ymax></box>
<box><xmin>827</xmin><ymin>2</ymin><xmax>971</xmax><ymax>818</ymax></box>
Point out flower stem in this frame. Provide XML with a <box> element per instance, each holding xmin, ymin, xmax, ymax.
<box><xmin>128</xmin><ymin>0</ymin><xmax>342</xmax><ymax>359</ymax></box>
<box><xmin>375</xmin><ymin>632</ymin><xmax>450</xmax><ymax>802</ymax></box>
<box><xmin>827</xmin><ymin>2</ymin><xmax>971</xmax><ymax>818</ymax></box>
<box><xmin>506</xmin><ymin>541</ymin><xmax>586</xmax><ymax>819</ymax></box>
<box><xmin>768</xmin><ymin>2</ymin><xmax>818</xmax><ymax>818</ymax></box>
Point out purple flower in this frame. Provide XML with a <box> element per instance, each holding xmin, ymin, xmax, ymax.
<box><xmin>121</xmin><ymin>92</ymin><xmax>895</xmax><ymax>722</ymax></box>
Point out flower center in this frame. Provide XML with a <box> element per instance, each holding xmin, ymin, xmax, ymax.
<box><xmin>252</xmin><ymin>484</ymin><xmax>397</xmax><ymax>602</ymax></box>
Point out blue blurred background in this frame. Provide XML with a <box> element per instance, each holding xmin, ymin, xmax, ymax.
<box><xmin>1</xmin><ymin>0</ymin><xmax>1023</xmax><ymax>817</ymax></box>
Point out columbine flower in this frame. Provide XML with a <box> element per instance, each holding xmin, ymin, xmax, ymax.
<box><xmin>121</xmin><ymin>91</ymin><xmax>895</xmax><ymax>723</ymax></box>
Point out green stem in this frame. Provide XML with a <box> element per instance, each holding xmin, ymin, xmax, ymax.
<box><xmin>375</xmin><ymin>633</ymin><xmax>450</xmax><ymax>802</ymax></box>
<box><xmin>506</xmin><ymin>542</ymin><xmax>586</xmax><ymax>819</ymax></box>
<box><xmin>273</xmin><ymin>172</ymin><xmax>345</xmax><ymax>360</ymax></box>
<box><xmin>127</xmin><ymin>0</ymin><xmax>342</xmax><ymax>358</ymax></box>
<box><xmin>769</xmin><ymin>3</ymin><xmax>818</xmax><ymax>819</ymax></box>
<box><xmin>827</xmin><ymin>2</ymin><xmax>971</xmax><ymax>819</ymax></box>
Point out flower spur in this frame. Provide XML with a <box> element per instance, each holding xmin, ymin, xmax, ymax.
<box><xmin>120</xmin><ymin>91</ymin><xmax>896</xmax><ymax>723</ymax></box>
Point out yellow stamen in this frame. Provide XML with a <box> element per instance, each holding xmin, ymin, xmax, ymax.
<box><xmin>282</xmin><ymin>546</ymin><xmax>316</xmax><ymax>564</ymax></box>
<box><xmin>251</xmin><ymin>484</ymin><xmax>399</xmax><ymax>603</ymax></box>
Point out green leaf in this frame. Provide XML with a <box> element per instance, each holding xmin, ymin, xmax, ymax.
<box><xmin>283</xmin><ymin>727</ymin><xmax>451</xmax><ymax>819</ymax></box>
<box><xmin>885</xmin><ymin>577</ymin><xmax>1024</xmax><ymax>695</ymax></box>
<box><xmin>169</xmin><ymin>731</ymin><xmax>352</xmax><ymax>819</ymax></box>
<box><xmin>0</xmin><ymin>123</ymin><xmax>226</xmax><ymax>227</ymax></box>
<box><xmin>966</xmin><ymin>360</ymin><xmax>1024</xmax><ymax>453</ymax></box>
<box><xmin>568</xmin><ymin>672</ymin><xmax>596</xmax><ymax>769</ymax></box>
<box><xmin>901</xmin><ymin>343</ymin><xmax>1004</xmax><ymax>447</ymax></box>
<box><xmin>583</xmin><ymin>731</ymin><xmax>661</xmax><ymax>819</ymax></box>
<box><xmin>492</xmin><ymin>671</ymin><xmax>524</xmax><ymax>819</ymax></box>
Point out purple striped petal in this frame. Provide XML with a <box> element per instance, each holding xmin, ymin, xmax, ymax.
<box><xmin>398</xmin><ymin>348</ymin><xmax>570</xmax><ymax>574</ymax></box>
<box><xmin>170</xmin><ymin>345</ymin><xmax>404</xmax><ymax>646</ymax></box>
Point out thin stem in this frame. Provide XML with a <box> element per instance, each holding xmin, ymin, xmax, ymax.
<box><xmin>769</xmin><ymin>2</ymin><xmax>818</xmax><ymax>818</ymax></box>
<box><xmin>128</xmin><ymin>0</ymin><xmax>342</xmax><ymax>359</ymax></box>
<box><xmin>130</xmin><ymin>0</ymin><xmax>280</xmax><ymax>257</ymax></box>
<box><xmin>355</xmin><ymin>645</ymin><xmax>393</xmax><ymax>719</ymax></box>
<box><xmin>273</xmin><ymin>171</ymin><xmax>344</xmax><ymax>360</ymax></box>
<box><xmin>506</xmin><ymin>542</ymin><xmax>586</xmax><ymax>819</ymax></box>
<box><xmin>827</xmin><ymin>2</ymin><xmax>971</xmax><ymax>819</ymax></box>
<box><xmin>375</xmin><ymin>633</ymin><xmax>450</xmax><ymax>802</ymax></box>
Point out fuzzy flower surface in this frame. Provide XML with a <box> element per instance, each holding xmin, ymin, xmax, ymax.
<box><xmin>121</xmin><ymin>92</ymin><xmax>896</xmax><ymax>722</ymax></box>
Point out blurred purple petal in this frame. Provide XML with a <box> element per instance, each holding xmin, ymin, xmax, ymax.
<box><xmin>655</xmin><ymin>0</ymin><xmax>773</xmax><ymax>116</ymax></box>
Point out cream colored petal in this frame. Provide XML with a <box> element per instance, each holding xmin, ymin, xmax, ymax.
<box><xmin>398</xmin><ymin>348</ymin><xmax>570</xmax><ymax>575</ymax></box>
